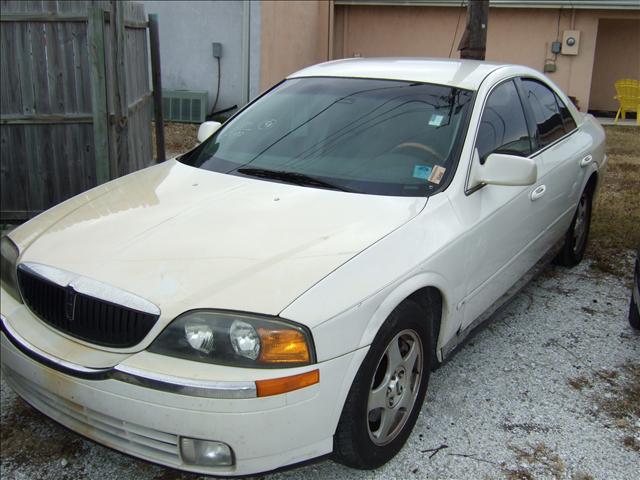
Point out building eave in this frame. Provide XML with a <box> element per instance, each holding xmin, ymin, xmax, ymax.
<box><xmin>335</xmin><ymin>0</ymin><xmax>640</xmax><ymax>10</ymax></box>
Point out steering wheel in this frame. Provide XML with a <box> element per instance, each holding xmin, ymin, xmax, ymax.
<box><xmin>391</xmin><ymin>142</ymin><xmax>444</xmax><ymax>163</ymax></box>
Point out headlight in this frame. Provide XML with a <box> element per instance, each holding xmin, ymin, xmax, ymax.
<box><xmin>149</xmin><ymin>310</ymin><xmax>315</xmax><ymax>368</ymax></box>
<box><xmin>0</xmin><ymin>236</ymin><xmax>21</xmax><ymax>302</ymax></box>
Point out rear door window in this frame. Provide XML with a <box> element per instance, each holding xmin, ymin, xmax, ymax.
<box><xmin>555</xmin><ymin>93</ymin><xmax>577</xmax><ymax>132</ymax></box>
<box><xmin>521</xmin><ymin>79</ymin><xmax>566</xmax><ymax>150</ymax></box>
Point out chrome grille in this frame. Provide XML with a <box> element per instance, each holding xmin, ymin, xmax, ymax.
<box><xmin>17</xmin><ymin>266</ymin><xmax>158</xmax><ymax>348</ymax></box>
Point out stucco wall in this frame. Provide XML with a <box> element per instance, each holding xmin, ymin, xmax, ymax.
<box><xmin>589</xmin><ymin>18</ymin><xmax>640</xmax><ymax>111</ymax></box>
<box><xmin>484</xmin><ymin>8</ymin><xmax>600</xmax><ymax>112</ymax></box>
<box><xmin>260</xmin><ymin>0</ymin><xmax>331</xmax><ymax>91</ymax></box>
<box><xmin>333</xmin><ymin>5</ymin><xmax>463</xmax><ymax>59</ymax></box>
<box><xmin>142</xmin><ymin>1</ymin><xmax>261</xmax><ymax>112</ymax></box>
<box><xmin>332</xmin><ymin>5</ymin><xmax>640</xmax><ymax>111</ymax></box>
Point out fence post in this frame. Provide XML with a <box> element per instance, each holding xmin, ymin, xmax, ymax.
<box><xmin>111</xmin><ymin>1</ymin><xmax>129</xmax><ymax>177</ymax></box>
<box><xmin>148</xmin><ymin>13</ymin><xmax>165</xmax><ymax>162</ymax></box>
<box><xmin>87</xmin><ymin>7</ymin><xmax>110</xmax><ymax>184</ymax></box>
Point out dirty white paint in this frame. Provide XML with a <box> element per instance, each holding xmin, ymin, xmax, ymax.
<box><xmin>2</xmin><ymin>258</ymin><xmax>638</xmax><ymax>479</ymax></box>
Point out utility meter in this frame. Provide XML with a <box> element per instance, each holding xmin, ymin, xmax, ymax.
<box><xmin>561</xmin><ymin>30</ymin><xmax>580</xmax><ymax>55</ymax></box>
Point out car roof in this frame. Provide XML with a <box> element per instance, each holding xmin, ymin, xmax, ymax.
<box><xmin>289</xmin><ymin>57</ymin><xmax>512</xmax><ymax>90</ymax></box>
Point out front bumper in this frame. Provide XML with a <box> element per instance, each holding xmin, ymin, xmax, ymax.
<box><xmin>0</xmin><ymin>318</ymin><xmax>367</xmax><ymax>476</ymax></box>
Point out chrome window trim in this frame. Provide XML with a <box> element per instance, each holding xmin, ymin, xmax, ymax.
<box><xmin>519</xmin><ymin>75</ymin><xmax>579</xmax><ymax>143</ymax></box>
<box><xmin>18</xmin><ymin>262</ymin><xmax>161</xmax><ymax>316</ymax></box>
<box><xmin>464</xmin><ymin>74</ymin><xmax>580</xmax><ymax>196</ymax></box>
<box><xmin>464</xmin><ymin>74</ymin><xmax>523</xmax><ymax>196</ymax></box>
<box><xmin>1</xmin><ymin>315</ymin><xmax>257</xmax><ymax>399</ymax></box>
<box><xmin>528</xmin><ymin>128</ymin><xmax>579</xmax><ymax>159</ymax></box>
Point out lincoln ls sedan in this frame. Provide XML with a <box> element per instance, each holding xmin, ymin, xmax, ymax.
<box><xmin>0</xmin><ymin>58</ymin><xmax>606</xmax><ymax>475</ymax></box>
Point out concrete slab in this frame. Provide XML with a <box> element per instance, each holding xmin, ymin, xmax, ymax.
<box><xmin>596</xmin><ymin>116</ymin><xmax>639</xmax><ymax>127</ymax></box>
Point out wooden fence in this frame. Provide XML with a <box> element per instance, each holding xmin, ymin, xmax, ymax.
<box><xmin>0</xmin><ymin>0</ymin><xmax>164</xmax><ymax>222</ymax></box>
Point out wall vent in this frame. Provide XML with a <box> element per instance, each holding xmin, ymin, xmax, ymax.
<box><xmin>162</xmin><ymin>90</ymin><xmax>208</xmax><ymax>123</ymax></box>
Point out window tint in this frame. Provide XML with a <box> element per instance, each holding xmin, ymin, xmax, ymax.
<box><xmin>555</xmin><ymin>93</ymin><xmax>577</xmax><ymax>132</ymax></box>
<box><xmin>181</xmin><ymin>77</ymin><xmax>473</xmax><ymax>196</ymax></box>
<box><xmin>522</xmin><ymin>79</ymin><xmax>565</xmax><ymax>149</ymax></box>
<box><xmin>476</xmin><ymin>80</ymin><xmax>531</xmax><ymax>162</ymax></box>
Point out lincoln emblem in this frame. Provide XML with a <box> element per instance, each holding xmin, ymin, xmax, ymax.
<box><xmin>64</xmin><ymin>286</ymin><xmax>77</xmax><ymax>322</ymax></box>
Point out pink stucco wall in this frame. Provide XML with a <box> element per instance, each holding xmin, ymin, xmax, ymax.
<box><xmin>260</xmin><ymin>0</ymin><xmax>331</xmax><ymax>91</ymax></box>
<box><xmin>260</xmin><ymin>3</ymin><xmax>640</xmax><ymax>111</ymax></box>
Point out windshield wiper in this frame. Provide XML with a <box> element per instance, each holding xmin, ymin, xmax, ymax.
<box><xmin>236</xmin><ymin>168</ymin><xmax>352</xmax><ymax>192</ymax></box>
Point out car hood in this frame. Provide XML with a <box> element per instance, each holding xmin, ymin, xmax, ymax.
<box><xmin>14</xmin><ymin>160</ymin><xmax>427</xmax><ymax>327</ymax></box>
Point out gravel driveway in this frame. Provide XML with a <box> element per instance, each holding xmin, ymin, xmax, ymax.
<box><xmin>1</xmin><ymin>258</ymin><xmax>638</xmax><ymax>480</ymax></box>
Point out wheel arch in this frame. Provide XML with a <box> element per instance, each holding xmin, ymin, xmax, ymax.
<box><xmin>357</xmin><ymin>273</ymin><xmax>452</xmax><ymax>368</ymax></box>
<box><xmin>405</xmin><ymin>287</ymin><xmax>444</xmax><ymax>368</ymax></box>
<box><xmin>585</xmin><ymin>170</ymin><xmax>598</xmax><ymax>197</ymax></box>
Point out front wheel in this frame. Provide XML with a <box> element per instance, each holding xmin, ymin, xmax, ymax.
<box><xmin>333</xmin><ymin>300</ymin><xmax>431</xmax><ymax>469</ymax></box>
<box><xmin>556</xmin><ymin>188</ymin><xmax>592</xmax><ymax>267</ymax></box>
<box><xmin>630</xmin><ymin>297</ymin><xmax>640</xmax><ymax>330</ymax></box>
<box><xmin>629</xmin><ymin>254</ymin><xmax>640</xmax><ymax>330</ymax></box>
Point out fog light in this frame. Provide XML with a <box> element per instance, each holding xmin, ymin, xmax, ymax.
<box><xmin>180</xmin><ymin>437</ymin><xmax>233</xmax><ymax>467</ymax></box>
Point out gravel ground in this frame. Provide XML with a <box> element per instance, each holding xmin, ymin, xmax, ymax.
<box><xmin>1</xmin><ymin>257</ymin><xmax>638</xmax><ymax>480</ymax></box>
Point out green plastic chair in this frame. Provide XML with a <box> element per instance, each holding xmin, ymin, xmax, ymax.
<box><xmin>614</xmin><ymin>79</ymin><xmax>640</xmax><ymax>125</ymax></box>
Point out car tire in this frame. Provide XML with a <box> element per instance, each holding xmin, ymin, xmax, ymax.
<box><xmin>630</xmin><ymin>297</ymin><xmax>640</xmax><ymax>330</ymax></box>
<box><xmin>555</xmin><ymin>187</ymin><xmax>593</xmax><ymax>267</ymax></box>
<box><xmin>333</xmin><ymin>300</ymin><xmax>432</xmax><ymax>469</ymax></box>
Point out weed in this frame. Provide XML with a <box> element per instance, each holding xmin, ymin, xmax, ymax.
<box><xmin>622</xmin><ymin>435</ymin><xmax>640</xmax><ymax>452</ymax></box>
<box><xmin>572</xmin><ymin>361</ymin><xmax>640</xmax><ymax>452</ymax></box>
<box><xmin>503</xmin><ymin>442</ymin><xmax>565</xmax><ymax>479</ymax></box>
<box><xmin>572</xmin><ymin>473</ymin><xmax>595</xmax><ymax>480</ymax></box>
<box><xmin>568</xmin><ymin>375</ymin><xmax>592</xmax><ymax>391</ymax></box>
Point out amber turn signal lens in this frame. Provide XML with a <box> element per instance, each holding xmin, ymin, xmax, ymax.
<box><xmin>256</xmin><ymin>370</ymin><xmax>320</xmax><ymax>397</ymax></box>
<box><xmin>257</xmin><ymin>328</ymin><xmax>310</xmax><ymax>364</ymax></box>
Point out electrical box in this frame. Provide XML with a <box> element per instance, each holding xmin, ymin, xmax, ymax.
<box><xmin>561</xmin><ymin>30</ymin><xmax>580</xmax><ymax>55</ymax></box>
<box><xmin>551</xmin><ymin>41</ymin><xmax>562</xmax><ymax>54</ymax></box>
<box><xmin>212</xmin><ymin>42</ymin><xmax>222</xmax><ymax>59</ymax></box>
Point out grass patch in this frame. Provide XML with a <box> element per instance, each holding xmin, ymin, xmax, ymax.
<box><xmin>622</xmin><ymin>435</ymin><xmax>640</xmax><ymax>452</ymax></box>
<box><xmin>572</xmin><ymin>474</ymin><xmax>595</xmax><ymax>480</ymax></box>
<box><xmin>503</xmin><ymin>442</ymin><xmax>565</xmax><ymax>479</ymax></box>
<box><xmin>570</xmin><ymin>361</ymin><xmax>640</xmax><ymax>453</ymax></box>
<box><xmin>595</xmin><ymin>363</ymin><xmax>640</xmax><ymax>422</ymax></box>
<box><xmin>568</xmin><ymin>375</ymin><xmax>591</xmax><ymax>391</ymax></box>
<box><xmin>588</xmin><ymin>126</ymin><xmax>640</xmax><ymax>276</ymax></box>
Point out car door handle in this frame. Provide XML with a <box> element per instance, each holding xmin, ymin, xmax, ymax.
<box><xmin>530</xmin><ymin>185</ymin><xmax>546</xmax><ymax>201</ymax></box>
<box><xmin>580</xmin><ymin>154</ymin><xmax>593</xmax><ymax>168</ymax></box>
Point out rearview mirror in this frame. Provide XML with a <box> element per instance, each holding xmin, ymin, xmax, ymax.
<box><xmin>469</xmin><ymin>151</ymin><xmax>537</xmax><ymax>188</ymax></box>
<box><xmin>197</xmin><ymin>121</ymin><xmax>222</xmax><ymax>143</ymax></box>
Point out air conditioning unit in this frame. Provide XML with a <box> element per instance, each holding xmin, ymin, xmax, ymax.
<box><xmin>162</xmin><ymin>90</ymin><xmax>208</xmax><ymax>123</ymax></box>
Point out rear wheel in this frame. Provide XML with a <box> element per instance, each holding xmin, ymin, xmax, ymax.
<box><xmin>556</xmin><ymin>188</ymin><xmax>592</xmax><ymax>267</ymax></box>
<box><xmin>333</xmin><ymin>300</ymin><xmax>431</xmax><ymax>469</ymax></box>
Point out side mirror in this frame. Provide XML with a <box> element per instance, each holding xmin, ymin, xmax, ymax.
<box><xmin>469</xmin><ymin>150</ymin><xmax>537</xmax><ymax>188</ymax></box>
<box><xmin>197</xmin><ymin>121</ymin><xmax>222</xmax><ymax>143</ymax></box>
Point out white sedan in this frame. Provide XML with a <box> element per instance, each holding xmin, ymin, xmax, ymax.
<box><xmin>0</xmin><ymin>58</ymin><xmax>606</xmax><ymax>475</ymax></box>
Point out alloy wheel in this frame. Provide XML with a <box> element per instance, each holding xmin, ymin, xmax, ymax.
<box><xmin>366</xmin><ymin>329</ymin><xmax>423</xmax><ymax>446</ymax></box>
<box><xmin>573</xmin><ymin>193</ymin><xmax>589</xmax><ymax>254</ymax></box>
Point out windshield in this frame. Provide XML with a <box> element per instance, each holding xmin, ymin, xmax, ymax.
<box><xmin>181</xmin><ymin>77</ymin><xmax>473</xmax><ymax>196</ymax></box>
